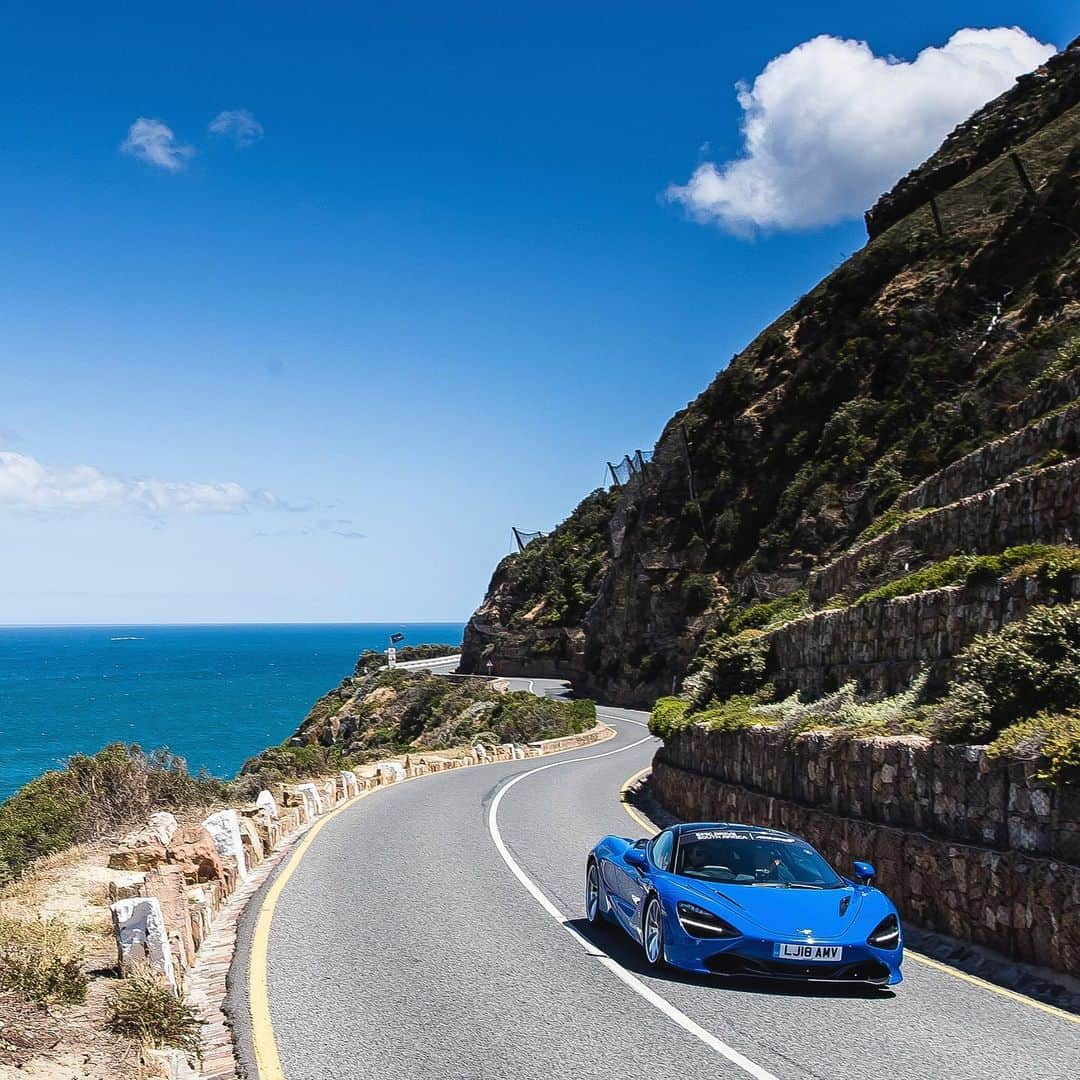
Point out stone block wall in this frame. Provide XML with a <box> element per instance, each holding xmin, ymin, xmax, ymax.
<box><xmin>769</xmin><ymin>572</ymin><xmax>1080</xmax><ymax>697</ymax></box>
<box><xmin>808</xmin><ymin>457</ymin><xmax>1080</xmax><ymax>605</ymax></box>
<box><xmin>895</xmin><ymin>402</ymin><xmax>1079</xmax><ymax>515</ymax></box>
<box><xmin>652</xmin><ymin>724</ymin><xmax>1080</xmax><ymax>973</ymax></box>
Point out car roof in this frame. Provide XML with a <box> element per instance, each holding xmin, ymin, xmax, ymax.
<box><xmin>674</xmin><ymin>822</ymin><xmax>801</xmax><ymax>841</ymax></box>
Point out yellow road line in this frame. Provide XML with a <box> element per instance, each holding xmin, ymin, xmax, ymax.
<box><xmin>904</xmin><ymin>951</ymin><xmax>1079</xmax><ymax>1024</ymax></box>
<box><xmin>250</xmin><ymin>727</ymin><xmax>620</xmax><ymax>1077</ymax></box>
<box><xmin>620</xmin><ymin>767</ymin><xmax>660</xmax><ymax>836</ymax></box>
<box><xmin>614</xmin><ymin>767</ymin><xmax>1079</xmax><ymax>1027</ymax></box>
<box><xmin>249</xmin><ymin>788</ymin><xmax>369</xmax><ymax>1080</ymax></box>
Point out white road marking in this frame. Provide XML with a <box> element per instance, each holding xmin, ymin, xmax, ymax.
<box><xmin>487</xmin><ymin>727</ymin><xmax>782</xmax><ymax>1080</ymax></box>
<box><xmin>597</xmin><ymin>708</ymin><xmax>649</xmax><ymax>728</ymax></box>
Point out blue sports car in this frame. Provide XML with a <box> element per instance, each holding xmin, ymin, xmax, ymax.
<box><xmin>586</xmin><ymin>822</ymin><xmax>903</xmax><ymax>986</ymax></box>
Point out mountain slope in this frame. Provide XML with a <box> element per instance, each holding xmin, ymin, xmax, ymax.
<box><xmin>462</xmin><ymin>42</ymin><xmax>1080</xmax><ymax>708</ymax></box>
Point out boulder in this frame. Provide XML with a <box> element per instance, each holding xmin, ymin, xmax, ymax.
<box><xmin>146</xmin><ymin>811</ymin><xmax>179</xmax><ymax>845</ymax></box>
<box><xmin>165</xmin><ymin>825</ymin><xmax>226</xmax><ymax>885</ymax></box>
<box><xmin>143</xmin><ymin>865</ymin><xmax>197</xmax><ymax>969</ymax></box>
<box><xmin>108</xmin><ymin>836</ymin><xmax>167</xmax><ymax>872</ymax></box>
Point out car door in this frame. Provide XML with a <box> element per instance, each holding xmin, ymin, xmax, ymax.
<box><xmin>607</xmin><ymin>830</ymin><xmax>673</xmax><ymax>941</ymax></box>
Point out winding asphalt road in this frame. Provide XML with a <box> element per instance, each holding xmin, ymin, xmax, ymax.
<box><xmin>231</xmin><ymin>683</ymin><xmax>1080</xmax><ymax>1080</ymax></box>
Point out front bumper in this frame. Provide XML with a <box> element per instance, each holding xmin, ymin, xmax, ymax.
<box><xmin>663</xmin><ymin>919</ymin><xmax>903</xmax><ymax>985</ymax></box>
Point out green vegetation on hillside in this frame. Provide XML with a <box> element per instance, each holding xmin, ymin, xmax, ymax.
<box><xmin>0</xmin><ymin>746</ymin><xmax>225</xmax><ymax>883</ymax></box>
<box><xmin>503</xmin><ymin>489</ymin><xmax>619</xmax><ymax>628</ymax></box>
<box><xmin>854</xmin><ymin>545</ymin><xmax>1080</xmax><ymax>605</ymax></box>
<box><xmin>653</xmin><ymin>601</ymin><xmax>1080</xmax><ymax>785</ymax></box>
<box><xmin>354</xmin><ymin>642</ymin><xmax>461</xmax><ymax>674</ymax></box>
<box><xmin>244</xmin><ymin>668</ymin><xmax>596</xmax><ymax>774</ymax></box>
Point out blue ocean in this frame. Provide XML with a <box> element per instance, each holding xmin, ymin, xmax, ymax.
<box><xmin>0</xmin><ymin>623</ymin><xmax>464</xmax><ymax>801</ymax></box>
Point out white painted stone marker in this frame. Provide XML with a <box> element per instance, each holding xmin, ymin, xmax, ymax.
<box><xmin>111</xmin><ymin>895</ymin><xmax>177</xmax><ymax>990</ymax></box>
<box><xmin>202</xmin><ymin>809</ymin><xmax>250</xmax><ymax>881</ymax></box>
<box><xmin>297</xmin><ymin>782</ymin><xmax>324</xmax><ymax>816</ymax></box>
<box><xmin>255</xmin><ymin>789</ymin><xmax>279</xmax><ymax>819</ymax></box>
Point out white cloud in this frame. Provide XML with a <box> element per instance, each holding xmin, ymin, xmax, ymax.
<box><xmin>121</xmin><ymin>117</ymin><xmax>195</xmax><ymax>172</ymax></box>
<box><xmin>0</xmin><ymin>451</ymin><xmax>277</xmax><ymax>515</ymax></box>
<box><xmin>209</xmin><ymin>108</ymin><xmax>264</xmax><ymax>147</ymax></box>
<box><xmin>666</xmin><ymin>28</ymin><xmax>1055</xmax><ymax>234</ymax></box>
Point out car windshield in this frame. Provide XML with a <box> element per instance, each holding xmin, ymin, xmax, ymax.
<box><xmin>674</xmin><ymin>831</ymin><xmax>843</xmax><ymax>888</ymax></box>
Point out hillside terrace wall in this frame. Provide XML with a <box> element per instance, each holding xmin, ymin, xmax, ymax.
<box><xmin>652</xmin><ymin>725</ymin><xmax>1080</xmax><ymax>974</ymax></box>
<box><xmin>769</xmin><ymin>572</ymin><xmax>1080</xmax><ymax>698</ymax></box>
<box><xmin>808</xmin><ymin>457</ymin><xmax>1080</xmax><ymax>605</ymax></box>
<box><xmin>896</xmin><ymin>401</ymin><xmax>1079</xmax><ymax>514</ymax></box>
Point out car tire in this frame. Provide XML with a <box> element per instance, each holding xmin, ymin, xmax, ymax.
<box><xmin>585</xmin><ymin>860</ymin><xmax>604</xmax><ymax>924</ymax></box>
<box><xmin>642</xmin><ymin>895</ymin><xmax>666</xmax><ymax>968</ymax></box>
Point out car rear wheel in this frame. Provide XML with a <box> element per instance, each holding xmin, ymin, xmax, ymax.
<box><xmin>585</xmin><ymin>861</ymin><xmax>603</xmax><ymax>924</ymax></box>
<box><xmin>643</xmin><ymin>895</ymin><xmax>665</xmax><ymax>968</ymax></box>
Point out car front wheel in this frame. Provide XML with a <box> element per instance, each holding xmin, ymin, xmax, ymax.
<box><xmin>642</xmin><ymin>895</ymin><xmax>666</xmax><ymax>968</ymax></box>
<box><xmin>585</xmin><ymin>861</ymin><xmax>603</xmax><ymax>924</ymax></box>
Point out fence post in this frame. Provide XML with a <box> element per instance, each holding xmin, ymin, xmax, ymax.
<box><xmin>929</xmin><ymin>195</ymin><xmax>945</xmax><ymax>239</ymax></box>
<box><xmin>679</xmin><ymin>423</ymin><xmax>697</xmax><ymax>501</ymax></box>
<box><xmin>512</xmin><ymin>528</ymin><xmax>525</xmax><ymax>553</ymax></box>
<box><xmin>607</xmin><ymin>462</ymin><xmax>621</xmax><ymax>488</ymax></box>
<box><xmin>1010</xmin><ymin>153</ymin><xmax>1036</xmax><ymax>199</ymax></box>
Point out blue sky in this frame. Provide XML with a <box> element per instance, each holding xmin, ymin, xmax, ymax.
<box><xmin>0</xmin><ymin>3</ymin><xmax>1071</xmax><ymax>623</ymax></box>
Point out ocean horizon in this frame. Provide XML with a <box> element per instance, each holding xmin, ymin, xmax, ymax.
<box><xmin>0</xmin><ymin>622</ymin><xmax>465</xmax><ymax>801</ymax></box>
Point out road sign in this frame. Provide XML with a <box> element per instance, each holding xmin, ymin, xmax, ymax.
<box><xmin>387</xmin><ymin>647</ymin><xmax>397</xmax><ymax>667</ymax></box>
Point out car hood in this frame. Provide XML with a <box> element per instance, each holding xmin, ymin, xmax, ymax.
<box><xmin>683</xmin><ymin>881</ymin><xmax>865</xmax><ymax>941</ymax></box>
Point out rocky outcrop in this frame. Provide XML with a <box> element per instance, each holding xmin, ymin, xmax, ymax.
<box><xmin>461</xmin><ymin>45</ymin><xmax>1080</xmax><ymax>709</ymax></box>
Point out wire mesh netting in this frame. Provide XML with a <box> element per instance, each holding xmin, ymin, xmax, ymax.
<box><xmin>607</xmin><ymin>450</ymin><xmax>653</xmax><ymax>487</ymax></box>
<box><xmin>512</xmin><ymin>528</ymin><xmax>543</xmax><ymax>552</ymax></box>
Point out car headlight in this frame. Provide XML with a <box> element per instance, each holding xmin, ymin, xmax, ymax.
<box><xmin>868</xmin><ymin>914</ymin><xmax>901</xmax><ymax>949</ymax></box>
<box><xmin>676</xmin><ymin>902</ymin><xmax>740</xmax><ymax>939</ymax></box>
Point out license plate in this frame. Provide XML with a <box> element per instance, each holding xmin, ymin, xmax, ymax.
<box><xmin>774</xmin><ymin>943</ymin><xmax>842</xmax><ymax>962</ymax></box>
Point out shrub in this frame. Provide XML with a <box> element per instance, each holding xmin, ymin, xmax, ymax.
<box><xmin>932</xmin><ymin>602</ymin><xmax>1080</xmax><ymax>743</ymax></box>
<box><xmin>1030</xmin><ymin>335</ymin><xmax>1080</xmax><ymax>392</ymax></box>
<box><xmin>856</xmin><ymin>546</ymin><xmax>1080</xmax><ymax>606</ymax></box>
<box><xmin>0</xmin><ymin>917</ymin><xmax>88</xmax><ymax>1005</ymax></box>
<box><xmin>696</xmin><ymin>688</ymin><xmax>776</xmax><ymax>732</ymax></box>
<box><xmin>106</xmin><ymin>963</ymin><xmax>203</xmax><ymax>1056</ymax></box>
<box><xmin>0</xmin><ymin>745</ymin><xmax>224</xmax><ymax>882</ymax></box>
<box><xmin>729</xmin><ymin>590</ymin><xmax>810</xmax><ymax>633</ymax></box>
<box><xmin>680</xmin><ymin>573</ymin><xmax>714</xmax><ymax>616</ymax></box>
<box><xmin>692</xmin><ymin>631</ymin><xmax>770</xmax><ymax>706</ymax></box>
<box><xmin>753</xmin><ymin>671</ymin><xmax>929</xmax><ymax>738</ymax></box>
<box><xmin>988</xmin><ymin>710</ymin><xmax>1080</xmax><ymax>787</ymax></box>
<box><xmin>649</xmin><ymin>697</ymin><xmax>690</xmax><ymax>738</ymax></box>
<box><xmin>855</xmin><ymin>506</ymin><xmax>933</xmax><ymax>545</ymax></box>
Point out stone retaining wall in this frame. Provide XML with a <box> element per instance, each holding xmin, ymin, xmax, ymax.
<box><xmin>652</xmin><ymin>723</ymin><xmax>1080</xmax><ymax>974</ymax></box>
<box><xmin>770</xmin><ymin>572</ymin><xmax>1080</xmax><ymax>697</ymax></box>
<box><xmin>808</xmin><ymin>457</ymin><xmax>1080</xmax><ymax>605</ymax></box>
<box><xmin>652</xmin><ymin>758</ymin><xmax>1079</xmax><ymax>975</ymax></box>
<box><xmin>895</xmin><ymin>401</ymin><xmax>1079</xmax><ymax>514</ymax></box>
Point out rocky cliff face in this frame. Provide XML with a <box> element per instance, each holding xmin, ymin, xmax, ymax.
<box><xmin>462</xmin><ymin>43</ymin><xmax>1080</xmax><ymax>707</ymax></box>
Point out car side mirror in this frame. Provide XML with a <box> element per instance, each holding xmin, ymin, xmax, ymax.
<box><xmin>853</xmin><ymin>860</ymin><xmax>876</xmax><ymax>884</ymax></box>
<box><xmin>624</xmin><ymin>848</ymin><xmax>649</xmax><ymax>872</ymax></box>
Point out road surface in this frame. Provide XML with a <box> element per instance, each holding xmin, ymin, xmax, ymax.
<box><xmin>231</xmin><ymin>693</ymin><xmax>1080</xmax><ymax>1080</ymax></box>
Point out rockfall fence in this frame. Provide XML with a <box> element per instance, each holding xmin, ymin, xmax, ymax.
<box><xmin>652</xmin><ymin>724</ymin><xmax>1079</xmax><ymax>975</ymax></box>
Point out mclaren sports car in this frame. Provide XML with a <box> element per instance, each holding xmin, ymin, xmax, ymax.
<box><xmin>586</xmin><ymin>822</ymin><xmax>903</xmax><ymax>986</ymax></box>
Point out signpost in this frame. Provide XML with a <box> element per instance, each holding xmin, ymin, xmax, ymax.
<box><xmin>486</xmin><ymin>659</ymin><xmax>494</xmax><ymax>677</ymax></box>
<box><xmin>387</xmin><ymin>647</ymin><xmax>397</xmax><ymax>668</ymax></box>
